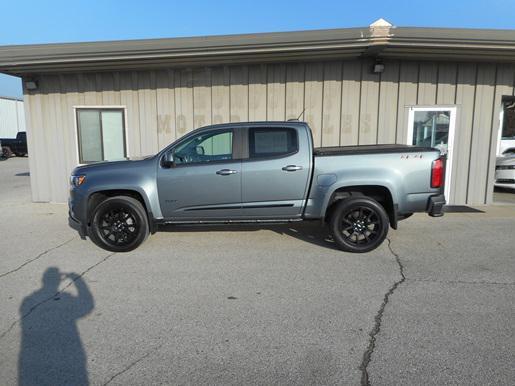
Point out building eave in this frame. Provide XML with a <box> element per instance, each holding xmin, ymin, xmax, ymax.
<box><xmin>1</xmin><ymin>25</ymin><xmax>515</xmax><ymax>76</ymax></box>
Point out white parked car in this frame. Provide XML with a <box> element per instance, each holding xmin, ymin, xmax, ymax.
<box><xmin>495</xmin><ymin>148</ymin><xmax>515</xmax><ymax>190</ymax></box>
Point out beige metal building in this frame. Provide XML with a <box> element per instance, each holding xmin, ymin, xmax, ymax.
<box><xmin>1</xmin><ymin>20</ymin><xmax>514</xmax><ymax>204</ymax></box>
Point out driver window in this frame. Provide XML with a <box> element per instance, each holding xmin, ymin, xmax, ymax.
<box><xmin>174</xmin><ymin>130</ymin><xmax>233</xmax><ymax>165</ymax></box>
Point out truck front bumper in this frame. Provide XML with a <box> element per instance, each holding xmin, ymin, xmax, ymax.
<box><xmin>69</xmin><ymin>212</ymin><xmax>87</xmax><ymax>239</ymax></box>
<box><xmin>68</xmin><ymin>184</ymin><xmax>89</xmax><ymax>233</ymax></box>
<box><xmin>427</xmin><ymin>194</ymin><xmax>446</xmax><ymax>217</ymax></box>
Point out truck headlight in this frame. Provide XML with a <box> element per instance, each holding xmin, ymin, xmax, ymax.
<box><xmin>70</xmin><ymin>175</ymin><xmax>86</xmax><ymax>187</ymax></box>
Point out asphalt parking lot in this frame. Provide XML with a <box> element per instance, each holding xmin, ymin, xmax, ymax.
<box><xmin>0</xmin><ymin>157</ymin><xmax>514</xmax><ymax>385</ymax></box>
<box><xmin>494</xmin><ymin>187</ymin><xmax>515</xmax><ymax>204</ymax></box>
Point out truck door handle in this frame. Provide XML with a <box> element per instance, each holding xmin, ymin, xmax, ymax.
<box><xmin>216</xmin><ymin>169</ymin><xmax>238</xmax><ymax>176</ymax></box>
<box><xmin>282</xmin><ymin>165</ymin><xmax>303</xmax><ymax>172</ymax></box>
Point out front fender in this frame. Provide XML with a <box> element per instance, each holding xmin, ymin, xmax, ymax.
<box><xmin>86</xmin><ymin>184</ymin><xmax>158</xmax><ymax>217</ymax></box>
<box><xmin>71</xmin><ymin>158</ymin><xmax>162</xmax><ymax>224</ymax></box>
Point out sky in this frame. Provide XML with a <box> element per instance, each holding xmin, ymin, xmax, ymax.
<box><xmin>1</xmin><ymin>0</ymin><xmax>515</xmax><ymax>98</ymax></box>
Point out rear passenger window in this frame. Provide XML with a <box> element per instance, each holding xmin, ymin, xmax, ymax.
<box><xmin>249</xmin><ymin>128</ymin><xmax>298</xmax><ymax>158</ymax></box>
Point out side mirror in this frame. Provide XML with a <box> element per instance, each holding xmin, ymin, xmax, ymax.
<box><xmin>195</xmin><ymin>146</ymin><xmax>205</xmax><ymax>156</ymax></box>
<box><xmin>162</xmin><ymin>151</ymin><xmax>175</xmax><ymax>168</ymax></box>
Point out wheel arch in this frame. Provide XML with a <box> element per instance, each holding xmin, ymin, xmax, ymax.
<box><xmin>87</xmin><ymin>189</ymin><xmax>157</xmax><ymax>234</ymax></box>
<box><xmin>324</xmin><ymin>185</ymin><xmax>398</xmax><ymax>229</ymax></box>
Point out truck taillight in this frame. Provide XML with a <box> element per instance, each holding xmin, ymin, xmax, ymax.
<box><xmin>431</xmin><ymin>157</ymin><xmax>444</xmax><ymax>188</ymax></box>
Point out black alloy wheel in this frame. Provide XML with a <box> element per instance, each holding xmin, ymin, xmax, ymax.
<box><xmin>89</xmin><ymin>196</ymin><xmax>149</xmax><ymax>252</ymax></box>
<box><xmin>330</xmin><ymin>196</ymin><xmax>389</xmax><ymax>253</ymax></box>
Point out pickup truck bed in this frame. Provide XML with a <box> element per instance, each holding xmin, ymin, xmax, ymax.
<box><xmin>314</xmin><ymin>144</ymin><xmax>433</xmax><ymax>156</ymax></box>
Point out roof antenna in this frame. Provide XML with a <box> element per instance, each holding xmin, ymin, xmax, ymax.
<box><xmin>287</xmin><ymin>108</ymin><xmax>305</xmax><ymax>122</ymax></box>
<box><xmin>296</xmin><ymin>108</ymin><xmax>305</xmax><ymax>121</ymax></box>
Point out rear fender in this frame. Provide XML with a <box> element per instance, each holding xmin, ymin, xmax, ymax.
<box><xmin>321</xmin><ymin>183</ymin><xmax>399</xmax><ymax>228</ymax></box>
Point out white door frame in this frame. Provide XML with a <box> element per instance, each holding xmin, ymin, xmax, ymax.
<box><xmin>407</xmin><ymin>106</ymin><xmax>457</xmax><ymax>200</ymax></box>
<box><xmin>497</xmin><ymin>108</ymin><xmax>504</xmax><ymax>155</ymax></box>
<box><xmin>497</xmin><ymin>105</ymin><xmax>515</xmax><ymax>155</ymax></box>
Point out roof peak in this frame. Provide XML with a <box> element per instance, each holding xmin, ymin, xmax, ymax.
<box><xmin>370</xmin><ymin>18</ymin><xmax>393</xmax><ymax>27</ymax></box>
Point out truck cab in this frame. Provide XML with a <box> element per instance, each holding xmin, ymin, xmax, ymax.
<box><xmin>157</xmin><ymin>122</ymin><xmax>311</xmax><ymax>220</ymax></box>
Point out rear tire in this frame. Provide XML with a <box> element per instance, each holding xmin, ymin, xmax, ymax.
<box><xmin>330</xmin><ymin>196</ymin><xmax>389</xmax><ymax>253</ymax></box>
<box><xmin>88</xmin><ymin>196</ymin><xmax>149</xmax><ymax>252</ymax></box>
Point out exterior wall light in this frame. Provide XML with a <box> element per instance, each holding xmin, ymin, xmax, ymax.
<box><xmin>25</xmin><ymin>80</ymin><xmax>38</xmax><ymax>90</ymax></box>
<box><xmin>373</xmin><ymin>62</ymin><xmax>385</xmax><ymax>73</ymax></box>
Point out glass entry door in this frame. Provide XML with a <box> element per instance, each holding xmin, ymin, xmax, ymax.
<box><xmin>407</xmin><ymin>107</ymin><xmax>457</xmax><ymax>199</ymax></box>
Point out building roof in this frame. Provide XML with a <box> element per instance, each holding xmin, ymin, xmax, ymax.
<box><xmin>0</xmin><ymin>95</ymin><xmax>23</xmax><ymax>102</ymax></box>
<box><xmin>1</xmin><ymin>22</ymin><xmax>515</xmax><ymax>76</ymax></box>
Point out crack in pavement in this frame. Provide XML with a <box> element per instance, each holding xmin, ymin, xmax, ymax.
<box><xmin>0</xmin><ymin>252</ymin><xmax>116</xmax><ymax>341</ymax></box>
<box><xmin>0</xmin><ymin>237</ymin><xmax>76</xmax><ymax>279</ymax></box>
<box><xmin>407</xmin><ymin>278</ymin><xmax>515</xmax><ymax>286</ymax></box>
<box><xmin>359</xmin><ymin>237</ymin><xmax>406</xmax><ymax>386</ymax></box>
<box><xmin>103</xmin><ymin>345</ymin><xmax>162</xmax><ymax>385</ymax></box>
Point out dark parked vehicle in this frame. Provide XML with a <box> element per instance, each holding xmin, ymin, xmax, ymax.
<box><xmin>1</xmin><ymin>132</ymin><xmax>27</xmax><ymax>157</ymax></box>
<box><xmin>69</xmin><ymin>121</ymin><xmax>446</xmax><ymax>253</ymax></box>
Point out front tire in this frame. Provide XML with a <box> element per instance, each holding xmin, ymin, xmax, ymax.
<box><xmin>2</xmin><ymin>147</ymin><xmax>13</xmax><ymax>158</ymax></box>
<box><xmin>89</xmin><ymin>196</ymin><xmax>149</xmax><ymax>252</ymax></box>
<box><xmin>330</xmin><ymin>197</ymin><xmax>389</xmax><ymax>253</ymax></box>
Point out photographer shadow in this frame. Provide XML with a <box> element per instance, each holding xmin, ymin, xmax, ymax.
<box><xmin>18</xmin><ymin>267</ymin><xmax>93</xmax><ymax>386</ymax></box>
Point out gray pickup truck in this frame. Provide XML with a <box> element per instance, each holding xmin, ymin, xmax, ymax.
<box><xmin>69</xmin><ymin>121</ymin><xmax>445</xmax><ymax>253</ymax></box>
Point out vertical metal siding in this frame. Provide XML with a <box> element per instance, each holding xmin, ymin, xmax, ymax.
<box><xmin>377</xmin><ymin>61</ymin><xmax>400</xmax><ymax>144</ymax></box>
<box><xmin>156</xmin><ymin>69</ymin><xmax>176</xmax><ymax>149</ymax></box>
<box><xmin>340</xmin><ymin>61</ymin><xmax>361</xmax><ymax>146</ymax></box>
<box><xmin>285</xmin><ymin>63</ymin><xmax>305</xmax><ymax>121</ymax></box>
<box><xmin>248</xmin><ymin>64</ymin><xmax>267</xmax><ymax>122</ymax></box>
<box><xmin>211</xmin><ymin>66</ymin><xmax>230</xmax><ymax>125</ymax></box>
<box><xmin>303</xmin><ymin>62</ymin><xmax>323</xmax><ymax>147</ymax></box>
<box><xmin>417</xmin><ymin>62</ymin><xmax>438</xmax><ymax>105</ymax></box>
<box><xmin>229</xmin><ymin>66</ymin><xmax>248</xmax><ymax>123</ymax></box>
<box><xmin>266</xmin><ymin>64</ymin><xmax>286</xmax><ymax>121</ymax></box>
<box><xmin>452</xmin><ymin>63</ymin><xmax>477</xmax><ymax>204</ymax></box>
<box><xmin>467</xmin><ymin>64</ymin><xmax>496</xmax><ymax>204</ymax></box>
<box><xmin>25</xmin><ymin>58</ymin><xmax>515</xmax><ymax>205</ymax></box>
<box><xmin>42</xmin><ymin>75</ymin><xmax>65</xmax><ymax>201</ymax></box>
<box><xmin>25</xmin><ymin>91</ymin><xmax>48</xmax><ymax>201</ymax></box>
<box><xmin>358</xmin><ymin>59</ymin><xmax>380</xmax><ymax>145</ymax></box>
<box><xmin>321</xmin><ymin>61</ymin><xmax>342</xmax><ymax>146</ymax></box>
<box><xmin>436</xmin><ymin>62</ymin><xmax>457</xmax><ymax>105</ymax></box>
<box><xmin>395</xmin><ymin>61</ymin><xmax>418</xmax><ymax>144</ymax></box>
<box><xmin>119</xmin><ymin>71</ymin><xmax>142</xmax><ymax>156</ymax></box>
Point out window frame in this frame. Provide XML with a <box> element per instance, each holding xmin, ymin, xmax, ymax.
<box><xmin>74</xmin><ymin>106</ymin><xmax>128</xmax><ymax>164</ymax></box>
<box><xmin>246</xmin><ymin>126</ymin><xmax>299</xmax><ymax>160</ymax></box>
<box><xmin>169</xmin><ymin>128</ymin><xmax>237</xmax><ymax>167</ymax></box>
